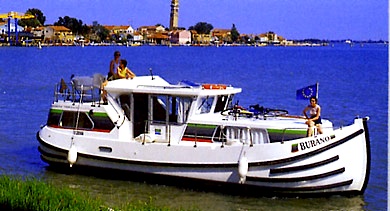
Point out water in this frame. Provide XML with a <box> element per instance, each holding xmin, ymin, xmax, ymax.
<box><xmin>0</xmin><ymin>44</ymin><xmax>387</xmax><ymax>210</ymax></box>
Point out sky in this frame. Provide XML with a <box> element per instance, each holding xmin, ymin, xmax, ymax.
<box><xmin>1</xmin><ymin>0</ymin><xmax>388</xmax><ymax>40</ymax></box>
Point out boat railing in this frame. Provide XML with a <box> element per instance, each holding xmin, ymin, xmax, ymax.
<box><xmin>54</xmin><ymin>82</ymin><xmax>102</xmax><ymax>104</ymax></box>
<box><xmin>279</xmin><ymin>127</ymin><xmax>306</xmax><ymax>143</ymax></box>
<box><xmin>140</xmin><ymin>122</ymin><xmax>272</xmax><ymax>146</ymax></box>
<box><xmin>138</xmin><ymin>123</ymin><xmax>318</xmax><ymax>147</ymax></box>
<box><xmin>278</xmin><ymin>126</ymin><xmax>333</xmax><ymax>143</ymax></box>
<box><xmin>53</xmin><ymin>74</ymin><xmax>105</xmax><ymax>105</ymax></box>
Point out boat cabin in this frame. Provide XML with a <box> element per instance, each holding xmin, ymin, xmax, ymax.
<box><xmin>48</xmin><ymin>75</ymin><xmax>307</xmax><ymax>145</ymax></box>
<box><xmin>104</xmin><ymin>76</ymin><xmax>242</xmax><ymax>143</ymax></box>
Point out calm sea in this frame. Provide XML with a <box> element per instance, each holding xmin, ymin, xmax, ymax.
<box><xmin>0</xmin><ymin>44</ymin><xmax>387</xmax><ymax>210</ymax></box>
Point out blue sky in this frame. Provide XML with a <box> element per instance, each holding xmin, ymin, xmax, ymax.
<box><xmin>1</xmin><ymin>0</ymin><xmax>388</xmax><ymax>40</ymax></box>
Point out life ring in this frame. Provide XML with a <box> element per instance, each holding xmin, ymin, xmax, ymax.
<box><xmin>202</xmin><ymin>84</ymin><xmax>227</xmax><ymax>90</ymax></box>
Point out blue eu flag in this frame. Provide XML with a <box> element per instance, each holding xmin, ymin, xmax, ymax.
<box><xmin>296</xmin><ymin>83</ymin><xmax>318</xmax><ymax>100</ymax></box>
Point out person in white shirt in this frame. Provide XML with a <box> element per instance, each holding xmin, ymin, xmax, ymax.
<box><xmin>303</xmin><ymin>97</ymin><xmax>323</xmax><ymax>136</ymax></box>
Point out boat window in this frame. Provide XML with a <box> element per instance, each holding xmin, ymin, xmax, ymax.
<box><xmin>89</xmin><ymin>112</ymin><xmax>115</xmax><ymax>131</ymax></box>
<box><xmin>47</xmin><ymin>109</ymin><xmax>62</xmax><ymax>127</ymax></box>
<box><xmin>215</xmin><ymin>95</ymin><xmax>231</xmax><ymax>113</ymax></box>
<box><xmin>152</xmin><ymin>96</ymin><xmax>166</xmax><ymax>122</ymax></box>
<box><xmin>47</xmin><ymin>110</ymin><xmax>114</xmax><ymax>132</ymax></box>
<box><xmin>152</xmin><ymin>95</ymin><xmax>192</xmax><ymax>124</ymax></box>
<box><xmin>197</xmin><ymin>96</ymin><xmax>214</xmax><ymax>114</ymax></box>
<box><xmin>60</xmin><ymin>111</ymin><xmax>93</xmax><ymax>130</ymax></box>
<box><xmin>176</xmin><ymin>96</ymin><xmax>192</xmax><ymax>123</ymax></box>
<box><xmin>182</xmin><ymin>123</ymin><xmax>216</xmax><ymax>143</ymax></box>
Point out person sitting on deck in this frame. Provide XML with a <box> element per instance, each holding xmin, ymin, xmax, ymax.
<box><xmin>101</xmin><ymin>59</ymin><xmax>135</xmax><ymax>104</ymax></box>
<box><xmin>303</xmin><ymin>97</ymin><xmax>323</xmax><ymax>136</ymax></box>
<box><xmin>117</xmin><ymin>59</ymin><xmax>136</xmax><ymax>79</ymax></box>
<box><xmin>108</xmin><ymin>51</ymin><xmax>121</xmax><ymax>80</ymax></box>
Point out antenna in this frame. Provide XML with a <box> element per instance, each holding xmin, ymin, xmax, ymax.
<box><xmin>149</xmin><ymin>68</ymin><xmax>154</xmax><ymax>80</ymax></box>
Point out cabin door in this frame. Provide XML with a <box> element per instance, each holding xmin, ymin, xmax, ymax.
<box><xmin>132</xmin><ymin>93</ymin><xmax>149</xmax><ymax>138</ymax></box>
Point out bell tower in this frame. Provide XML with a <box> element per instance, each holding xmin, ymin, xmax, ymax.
<box><xmin>169</xmin><ymin>0</ymin><xmax>179</xmax><ymax>30</ymax></box>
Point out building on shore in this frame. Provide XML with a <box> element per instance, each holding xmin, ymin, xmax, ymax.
<box><xmin>43</xmin><ymin>25</ymin><xmax>74</xmax><ymax>44</ymax></box>
<box><xmin>169</xmin><ymin>30</ymin><xmax>191</xmax><ymax>45</ymax></box>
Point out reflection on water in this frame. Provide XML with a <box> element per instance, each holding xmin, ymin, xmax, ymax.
<box><xmin>41</xmin><ymin>167</ymin><xmax>365</xmax><ymax>211</ymax></box>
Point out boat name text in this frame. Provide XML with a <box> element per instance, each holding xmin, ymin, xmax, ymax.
<box><xmin>291</xmin><ymin>135</ymin><xmax>335</xmax><ymax>153</ymax></box>
<box><xmin>300</xmin><ymin>136</ymin><xmax>331</xmax><ymax>150</ymax></box>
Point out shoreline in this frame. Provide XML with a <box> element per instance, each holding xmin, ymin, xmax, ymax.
<box><xmin>0</xmin><ymin>41</ymin><xmax>387</xmax><ymax>48</ymax></box>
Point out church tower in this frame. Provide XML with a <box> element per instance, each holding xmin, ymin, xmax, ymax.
<box><xmin>169</xmin><ymin>0</ymin><xmax>179</xmax><ymax>30</ymax></box>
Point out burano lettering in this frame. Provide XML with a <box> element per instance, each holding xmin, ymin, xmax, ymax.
<box><xmin>299</xmin><ymin>136</ymin><xmax>331</xmax><ymax>151</ymax></box>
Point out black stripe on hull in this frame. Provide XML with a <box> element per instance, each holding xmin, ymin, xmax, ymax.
<box><xmin>259</xmin><ymin>179</ymin><xmax>354</xmax><ymax>192</ymax></box>
<box><xmin>360</xmin><ymin>117</ymin><xmax>371</xmax><ymax>194</ymax></box>
<box><xmin>247</xmin><ymin>167</ymin><xmax>345</xmax><ymax>183</ymax></box>
<box><xmin>270</xmin><ymin>155</ymin><xmax>339</xmax><ymax>174</ymax></box>
<box><xmin>38</xmin><ymin>146</ymin><xmax>66</xmax><ymax>161</ymax></box>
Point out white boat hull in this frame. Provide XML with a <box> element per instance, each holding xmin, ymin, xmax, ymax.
<box><xmin>37</xmin><ymin>117</ymin><xmax>369</xmax><ymax>196</ymax></box>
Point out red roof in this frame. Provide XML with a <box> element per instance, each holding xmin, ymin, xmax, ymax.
<box><xmin>47</xmin><ymin>25</ymin><xmax>71</xmax><ymax>31</ymax></box>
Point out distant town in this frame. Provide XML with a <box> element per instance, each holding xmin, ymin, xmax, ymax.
<box><xmin>0</xmin><ymin>6</ymin><xmax>387</xmax><ymax>47</ymax></box>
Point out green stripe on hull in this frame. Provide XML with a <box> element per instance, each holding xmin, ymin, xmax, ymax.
<box><xmin>187</xmin><ymin>123</ymin><xmax>217</xmax><ymax>129</ymax></box>
<box><xmin>49</xmin><ymin>109</ymin><xmax>62</xmax><ymax>114</ymax></box>
<box><xmin>91</xmin><ymin>112</ymin><xmax>110</xmax><ymax>117</ymax></box>
<box><xmin>49</xmin><ymin>109</ymin><xmax>109</xmax><ymax>117</ymax></box>
<box><xmin>267</xmin><ymin>128</ymin><xmax>307</xmax><ymax>135</ymax></box>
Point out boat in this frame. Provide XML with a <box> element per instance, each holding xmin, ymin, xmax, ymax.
<box><xmin>37</xmin><ymin>74</ymin><xmax>370</xmax><ymax>196</ymax></box>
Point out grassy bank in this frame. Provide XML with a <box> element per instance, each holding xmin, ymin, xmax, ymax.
<box><xmin>0</xmin><ymin>175</ymin><xmax>175</xmax><ymax>211</ymax></box>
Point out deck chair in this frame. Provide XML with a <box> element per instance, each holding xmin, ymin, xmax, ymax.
<box><xmin>71</xmin><ymin>76</ymin><xmax>94</xmax><ymax>103</ymax></box>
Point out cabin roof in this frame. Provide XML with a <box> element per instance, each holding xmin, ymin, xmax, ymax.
<box><xmin>104</xmin><ymin>75</ymin><xmax>242</xmax><ymax>96</ymax></box>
